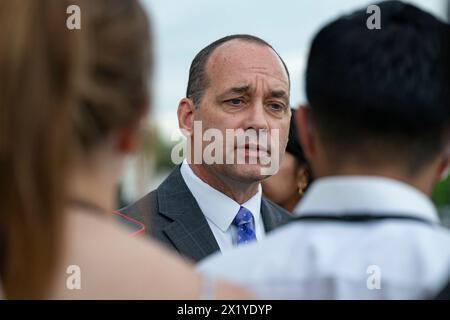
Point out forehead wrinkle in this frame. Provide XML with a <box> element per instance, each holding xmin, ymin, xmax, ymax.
<box><xmin>240</xmin><ymin>66</ymin><xmax>289</xmax><ymax>89</ymax></box>
<box><xmin>254</xmin><ymin>74</ymin><xmax>288</xmax><ymax>97</ymax></box>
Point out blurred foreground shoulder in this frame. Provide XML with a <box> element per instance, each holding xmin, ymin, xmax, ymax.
<box><xmin>49</xmin><ymin>211</ymin><xmax>252</xmax><ymax>299</ymax></box>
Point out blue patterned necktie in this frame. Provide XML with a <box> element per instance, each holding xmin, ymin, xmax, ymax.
<box><xmin>233</xmin><ymin>206</ymin><xmax>257</xmax><ymax>245</ymax></box>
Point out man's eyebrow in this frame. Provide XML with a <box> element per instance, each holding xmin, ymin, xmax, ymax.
<box><xmin>269</xmin><ymin>90</ymin><xmax>289</xmax><ymax>100</ymax></box>
<box><xmin>218</xmin><ymin>86</ymin><xmax>250</xmax><ymax>98</ymax></box>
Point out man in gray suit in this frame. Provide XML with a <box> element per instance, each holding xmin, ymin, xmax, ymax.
<box><xmin>120</xmin><ymin>34</ymin><xmax>292</xmax><ymax>262</ymax></box>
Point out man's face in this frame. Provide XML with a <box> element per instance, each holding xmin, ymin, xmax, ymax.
<box><xmin>192</xmin><ymin>40</ymin><xmax>291</xmax><ymax>183</ymax></box>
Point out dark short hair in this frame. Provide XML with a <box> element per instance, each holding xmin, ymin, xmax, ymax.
<box><xmin>287</xmin><ymin>109</ymin><xmax>308</xmax><ymax>166</ymax></box>
<box><xmin>306</xmin><ymin>0</ymin><xmax>450</xmax><ymax>174</ymax></box>
<box><xmin>186</xmin><ymin>34</ymin><xmax>290</xmax><ymax>106</ymax></box>
<box><xmin>287</xmin><ymin>109</ymin><xmax>313</xmax><ymax>184</ymax></box>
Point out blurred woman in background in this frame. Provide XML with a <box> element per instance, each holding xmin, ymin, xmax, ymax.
<box><xmin>262</xmin><ymin>109</ymin><xmax>312</xmax><ymax>213</ymax></box>
<box><xmin>0</xmin><ymin>0</ymin><xmax>249</xmax><ymax>299</ymax></box>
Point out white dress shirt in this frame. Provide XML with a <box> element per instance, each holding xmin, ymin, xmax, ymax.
<box><xmin>198</xmin><ymin>176</ymin><xmax>450</xmax><ymax>299</ymax></box>
<box><xmin>180</xmin><ymin>160</ymin><xmax>265</xmax><ymax>253</ymax></box>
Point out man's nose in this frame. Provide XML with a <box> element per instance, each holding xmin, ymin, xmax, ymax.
<box><xmin>244</xmin><ymin>102</ymin><xmax>269</xmax><ymax>131</ymax></box>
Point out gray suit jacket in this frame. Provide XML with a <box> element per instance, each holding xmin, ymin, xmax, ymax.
<box><xmin>119</xmin><ymin>166</ymin><xmax>293</xmax><ymax>262</ymax></box>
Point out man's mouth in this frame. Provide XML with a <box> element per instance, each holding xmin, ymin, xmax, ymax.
<box><xmin>236</xmin><ymin>144</ymin><xmax>271</xmax><ymax>157</ymax></box>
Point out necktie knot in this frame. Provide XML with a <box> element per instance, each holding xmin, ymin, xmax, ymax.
<box><xmin>233</xmin><ymin>206</ymin><xmax>257</xmax><ymax>245</ymax></box>
<box><xmin>233</xmin><ymin>206</ymin><xmax>254</xmax><ymax>226</ymax></box>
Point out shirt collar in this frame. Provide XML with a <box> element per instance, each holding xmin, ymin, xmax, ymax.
<box><xmin>180</xmin><ymin>159</ymin><xmax>263</xmax><ymax>232</ymax></box>
<box><xmin>293</xmin><ymin>176</ymin><xmax>439</xmax><ymax>223</ymax></box>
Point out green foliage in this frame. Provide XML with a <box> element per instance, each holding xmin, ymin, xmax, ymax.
<box><xmin>154</xmin><ymin>133</ymin><xmax>177</xmax><ymax>171</ymax></box>
<box><xmin>141</xmin><ymin>125</ymin><xmax>177</xmax><ymax>171</ymax></box>
<box><xmin>432</xmin><ymin>175</ymin><xmax>450</xmax><ymax>208</ymax></box>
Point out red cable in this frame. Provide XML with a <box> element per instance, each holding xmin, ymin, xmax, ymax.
<box><xmin>112</xmin><ymin>210</ymin><xmax>147</xmax><ymax>237</ymax></box>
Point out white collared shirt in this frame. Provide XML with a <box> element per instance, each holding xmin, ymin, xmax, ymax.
<box><xmin>198</xmin><ymin>176</ymin><xmax>450</xmax><ymax>299</ymax></box>
<box><xmin>180</xmin><ymin>160</ymin><xmax>265</xmax><ymax>253</ymax></box>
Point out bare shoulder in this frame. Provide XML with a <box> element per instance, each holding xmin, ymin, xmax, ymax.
<box><xmin>214</xmin><ymin>281</ymin><xmax>255</xmax><ymax>300</ymax></box>
<box><xmin>50</xmin><ymin>211</ymin><xmax>201</xmax><ymax>299</ymax></box>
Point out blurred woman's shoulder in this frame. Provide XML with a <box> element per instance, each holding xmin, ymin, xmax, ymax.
<box><xmin>49</xmin><ymin>210</ymin><xmax>202</xmax><ymax>299</ymax></box>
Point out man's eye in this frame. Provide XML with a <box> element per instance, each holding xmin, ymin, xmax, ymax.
<box><xmin>227</xmin><ymin>99</ymin><xmax>243</xmax><ymax>106</ymax></box>
<box><xmin>269</xmin><ymin>103</ymin><xmax>285</xmax><ymax>110</ymax></box>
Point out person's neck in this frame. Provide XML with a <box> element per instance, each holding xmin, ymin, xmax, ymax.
<box><xmin>281</xmin><ymin>195</ymin><xmax>301</xmax><ymax>213</ymax></box>
<box><xmin>314</xmin><ymin>163</ymin><xmax>437</xmax><ymax>196</ymax></box>
<box><xmin>189</xmin><ymin>163</ymin><xmax>260</xmax><ymax>204</ymax></box>
<box><xmin>66</xmin><ymin>150</ymin><xmax>122</xmax><ymax>214</ymax></box>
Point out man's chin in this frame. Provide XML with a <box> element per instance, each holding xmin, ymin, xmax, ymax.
<box><xmin>224</xmin><ymin>163</ymin><xmax>267</xmax><ymax>182</ymax></box>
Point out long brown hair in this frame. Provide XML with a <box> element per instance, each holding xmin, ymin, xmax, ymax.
<box><xmin>0</xmin><ymin>0</ymin><xmax>151</xmax><ymax>299</ymax></box>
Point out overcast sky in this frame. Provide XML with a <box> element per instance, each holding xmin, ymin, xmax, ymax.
<box><xmin>140</xmin><ymin>0</ymin><xmax>448</xmax><ymax>140</ymax></box>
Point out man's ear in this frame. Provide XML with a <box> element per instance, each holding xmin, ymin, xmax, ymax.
<box><xmin>178</xmin><ymin>98</ymin><xmax>196</xmax><ymax>137</ymax></box>
<box><xmin>437</xmin><ymin>143</ymin><xmax>450</xmax><ymax>181</ymax></box>
<box><xmin>296</xmin><ymin>165</ymin><xmax>310</xmax><ymax>193</ymax></box>
<box><xmin>296</xmin><ymin>105</ymin><xmax>316</xmax><ymax>161</ymax></box>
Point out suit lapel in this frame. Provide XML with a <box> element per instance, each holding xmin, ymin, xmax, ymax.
<box><xmin>260</xmin><ymin>197</ymin><xmax>292</xmax><ymax>233</ymax></box>
<box><xmin>157</xmin><ymin>166</ymin><xmax>220</xmax><ymax>262</ymax></box>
